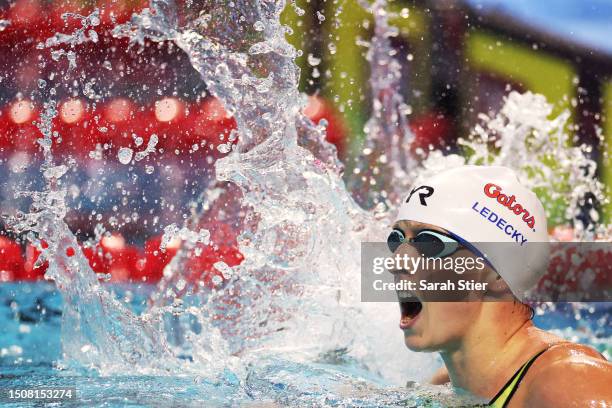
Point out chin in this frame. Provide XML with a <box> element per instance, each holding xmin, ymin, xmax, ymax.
<box><xmin>403</xmin><ymin>326</ymin><xmax>445</xmax><ymax>352</ymax></box>
<box><xmin>403</xmin><ymin>335</ymin><xmax>435</xmax><ymax>352</ymax></box>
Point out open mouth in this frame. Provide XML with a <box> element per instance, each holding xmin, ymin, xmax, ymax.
<box><xmin>398</xmin><ymin>294</ymin><xmax>422</xmax><ymax>329</ymax></box>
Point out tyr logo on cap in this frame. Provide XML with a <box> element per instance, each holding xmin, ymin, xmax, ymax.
<box><xmin>406</xmin><ymin>186</ymin><xmax>434</xmax><ymax>206</ymax></box>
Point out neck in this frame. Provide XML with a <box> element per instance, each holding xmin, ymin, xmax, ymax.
<box><xmin>440</xmin><ymin>308</ymin><xmax>534</xmax><ymax>398</ymax></box>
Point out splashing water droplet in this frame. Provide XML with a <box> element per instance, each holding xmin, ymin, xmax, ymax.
<box><xmin>214</xmin><ymin>261</ymin><xmax>233</xmax><ymax>280</ymax></box>
<box><xmin>117</xmin><ymin>147</ymin><xmax>133</xmax><ymax>164</ymax></box>
<box><xmin>327</xmin><ymin>42</ymin><xmax>337</xmax><ymax>55</ymax></box>
<box><xmin>217</xmin><ymin>143</ymin><xmax>231</xmax><ymax>154</ymax></box>
<box><xmin>307</xmin><ymin>54</ymin><xmax>321</xmax><ymax>66</ymax></box>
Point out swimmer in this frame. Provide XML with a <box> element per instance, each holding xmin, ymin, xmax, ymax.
<box><xmin>389</xmin><ymin>165</ymin><xmax>611</xmax><ymax>407</ymax></box>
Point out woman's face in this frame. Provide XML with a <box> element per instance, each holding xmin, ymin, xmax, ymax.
<box><xmin>391</xmin><ymin>220</ymin><xmax>489</xmax><ymax>352</ymax></box>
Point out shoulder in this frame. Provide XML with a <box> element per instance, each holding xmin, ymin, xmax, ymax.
<box><xmin>522</xmin><ymin>343</ymin><xmax>612</xmax><ymax>408</ymax></box>
<box><xmin>429</xmin><ymin>366</ymin><xmax>450</xmax><ymax>385</ymax></box>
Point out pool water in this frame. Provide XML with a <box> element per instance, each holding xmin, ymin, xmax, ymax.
<box><xmin>1</xmin><ymin>283</ymin><xmax>609</xmax><ymax>407</ymax></box>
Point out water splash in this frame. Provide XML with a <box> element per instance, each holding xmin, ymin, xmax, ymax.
<box><xmin>347</xmin><ymin>0</ymin><xmax>417</xmax><ymax>210</ymax></box>
<box><xmin>111</xmin><ymin>0</ymin><xmax>609</xmax><ymax>382</ymax></box>
<box><xmin>3</xmin><ymin>1</ymin><xmax>609</xmax><ymax>400</ymax></box>
<box><xmin>418</xmin><ymin>91</ymin><xmax>609</xmax><ymax>239</ymax></box>
<box><xmin>37</xmin><ymin>9</ymin><xmax>101</xmax><ymax>70</ymax></box>
<box><xmin>6</xmin><ymin>103</ymin><xmax>181</xmax><ymax>376</ymax></box>
<box><xmin>117</xmin><ymin>147</ymin><xmax>134</xmax><ymax>164</ymax></box>
<box><xmin>3</xmin><ymin>8</ymin><xmax>235</xmax><ymax>379</ymax></box>
<box><xmin>112</xmin><ymin>0</ymin><xmax>435</xmax><ymax>382</ymax></box>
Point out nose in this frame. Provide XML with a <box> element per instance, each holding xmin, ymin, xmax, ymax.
<box><xmin>388</xmin><ymin>243</ymin><xmax>421</xmax><ymax>276</ymax></box>
<box><xmin>395</xmin><ymin>239</ymin><xmax>422</xmax><ymax>258</ymax></box>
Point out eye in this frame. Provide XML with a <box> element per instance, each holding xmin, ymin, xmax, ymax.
<box><xmin>387</xmin><ymin>228</ymin><xmax>405</xmax><ymax>253</ymax></box>
<box><xmin>414</xmin><ymin>230</ymin><xmax>459</xmax><ymax>258</ymax></box>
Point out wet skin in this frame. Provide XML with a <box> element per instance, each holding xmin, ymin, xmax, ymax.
<box><xmin>391</xmin><ymin>220</ymin><xmax>612</xmax><ymax>407</ymax></box>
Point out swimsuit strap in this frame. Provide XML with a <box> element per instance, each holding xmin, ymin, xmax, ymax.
<box><xmin>488</xmin><ymin>343</ymin><xmax>565</xmax><ymax>408</ymax></box>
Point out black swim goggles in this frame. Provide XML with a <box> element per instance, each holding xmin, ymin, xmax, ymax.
<box><xmin>387</xmin><ymin>228</ymin><xmax>461</xmax><ymax>258</ymax></box>
<box><xmin>388</xmin><ymin>228</ymin><xmax>498</xmax><ymax>271</ymax></box>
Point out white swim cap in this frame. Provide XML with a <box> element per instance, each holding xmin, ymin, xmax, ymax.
<box><xmin>395</xmin><ymin>165</ymin><xmax>549</xmax><ymax>297</ymax></box>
